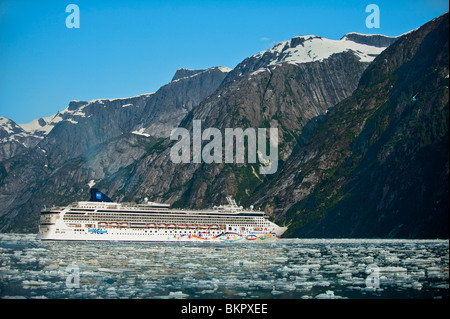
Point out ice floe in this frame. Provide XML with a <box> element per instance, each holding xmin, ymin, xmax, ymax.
<box><xmin>0</xmin><ymin>234</ymin><xmax>448</xmax><ymax>299</ymax></box>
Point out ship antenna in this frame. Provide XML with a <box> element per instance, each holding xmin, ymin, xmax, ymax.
<box><xmin>226</xmin><ymin>196</ymin><xmax>237</xmax><ymax>207</ymax></box>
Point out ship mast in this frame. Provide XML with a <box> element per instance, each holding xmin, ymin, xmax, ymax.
<box><xmin>226</xmin><ymin>196</ymin><xmax>238</xmax><ymax>207</ymax></box>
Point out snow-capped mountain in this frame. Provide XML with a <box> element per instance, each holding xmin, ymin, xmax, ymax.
<box><xmin>0</xmin><ymin>117</ymin><xmax>44</xmax><ymax>161</ymax></box>
<box><xmin>224</xmin><ymin>33</ymin><xmax>398</xmax><ymax>83</ymax></box>
<box><xmin>0</xmin><ymin>31</ymin><xmax>395</xmax><ymax>231</ymax></box>
<box><xmin>253</xmin><ymin>34</ymin><xmax>389</xmax><ymax>64</ymax></box>
<box><xmin>1</xmin><ymin>12</ymin><xmax>447</xmax><ymax>240</ymax></box>
<box><xmin>0</xmin><ymin>66</ymin><xmax>231</xmax><ymax>163</ymax></box>
<box><xmin>0</xmin><ymin>117</ymin><xmax>26</xmax><ymax>139</ymax></box>
<box><xmin>132</xmin><ymin>66</ymin><xmax>231</xmax><ymax>138</ymax></box>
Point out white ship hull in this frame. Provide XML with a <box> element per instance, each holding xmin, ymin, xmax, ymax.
<box><xmin>37</xmin><ymin>191</ymin><xmax>287</xmax><ymax>243</ymax></box>
<box><xmin>37</xmin><ymin>226</ymin><xmax>285</xmax><ymax>243</ymax></box>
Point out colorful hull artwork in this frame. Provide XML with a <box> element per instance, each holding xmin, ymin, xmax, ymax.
<box><xmin>88</xmin><ymin>228</ymin><xmax>108</xmax><ymax>234</ymax></box>
<box><xmin>171</xmin><ymin>232</ymin><xmax>277</xmax><ymax>242</ymax></box>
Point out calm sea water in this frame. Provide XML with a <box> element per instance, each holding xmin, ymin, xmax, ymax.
<box><xmin>0</xmin><ymin>234</ymin><xmax>448</xmax><ymax>299</ymax></box>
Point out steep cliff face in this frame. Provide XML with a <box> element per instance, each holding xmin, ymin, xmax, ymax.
<box><xmin>38</xmin><ymin>66</ymin><xmax>231</xmax><ymax>167</ymax></box>
<box><xmin>158</xmin><ymin>33</ymin><xmax>397</xmax><ymax>208</ymax></box>
<box><xmin>1</xmin><ymin>66</ymin><xmax>230</xmax><ymax>163</ymax></box>
<box><xmin>341</xmin><ymin>32</ymin><xmax>399</xmax><ymax>47</ymax></box>
<box><xmin>254</xmin><ymin>13</ymin><xmax>449</xmax><ymax>238</ymax></box>
<box><xmin>136</xmin><ymin>66</ymin><xmax>231</xmax><ymax>138</ymax></box>
<box><xmin>0</xmin><ymin>117</ymin><xmax>41</xmax><ymax>161</ymax></box>
<box><xmin>0</xmin><ymin>66</ymin><xmax>230</xmax><ymax>232</ymax></box>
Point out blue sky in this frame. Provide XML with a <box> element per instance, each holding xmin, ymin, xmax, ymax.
<box><xmin>0</xmin><ymin>0</ymin><xmax>448</xmax><ymax>124</ymax></box>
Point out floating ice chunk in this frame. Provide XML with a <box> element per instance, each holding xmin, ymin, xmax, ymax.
<box><xmin>22</xmin><ymin>280</ymin><xmax>49</xmax><ymax>288</ymax></box>
<box><xmin>25</xmin><ymin>248</ymin><xmax>47</xmax><ymax>253</ymax></box>
<box><xmin>294</xmin><ymin>281</ymin><xmax>314</xmax><ymax>290</ymax></box>
<box><xmin>200</xmin><ymin>288</ymin><xmax>218</xmax><ymax>294</ymax></box>
<box><xmin>97</xmin><ymin>267</ymin><xmax>128</xmax><ymax>273</ymax></box>
<box><xmin>431</xmin><ymin>283</ymin><xmax>449</xmax><ymax>289</ymax></box>
<box><xmin>412</xmin><ymin>282</ymin><xmax>423</xmax><ymax>290</ymax></box>
<box><xmin>362</xmin><ymin>256</ymin><xmax>374</xmax><ymax>264</ymax></box>
<box><xmin>339</xmin><ymin>261</ymin><xmax>354</xmax><ymax>267</ymax></box>
<box><xmin>378</xmin><ymin>267</ymin><xmax>408</xmax><ymax>273</ymax></box>
<box><xmin>315</xmin><ymin>281</ymin><xmax>331</xmax><ymax>287</ymax></box>
<box><xmin>278</xmin><ymin>266</ymin><xmax>295</xmax><ymax>272</ymax></box>
<box><xmin>282</xmin><ymin>284</ymin><xmax>296</xmax><ymax>291</ymax></box>
<box><xmin>168</xmin><ymin>291</ymin><xmax>189</xmax><ymax>299</ymax></box>
<box><xmin>269</xmin><ymin>257</ymin><xmax>288</xmax><ymax>263</ymax></box>
<box><xmin>363</xmin><ymin>286</ymin><xmax>378</xmax><ymax>292</ymax></box>
<box><xmin>271</xmin><ymin>286</ymin><xmax>283</xmax><ymax>295</ymax></box>
<box><xmin>337</xmin><ymin>270</ymin><xmax>353</xmax><ymax>278</ymax></box>
<box><xmin>427</xmin><ymin>267</ymin><xmax>447</xmax><ymax>279</ymax></box>
<box><xmin>315</xmin><ymin>290</ymin><xmax>336</xmax><ymax>299</ymax></box>
<box><xmin>234</xmin><ymin>260</ymin><xmax>258</xmax><ymax>267</ymax></box>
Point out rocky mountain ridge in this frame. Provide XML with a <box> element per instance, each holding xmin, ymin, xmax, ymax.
<box><xmin>0</xmin><ymin>18</ymin><xmax>447</xmax><ymax>239</ymax></box>
<box><xmin>252</xmin><ymin>12</ymin><xmax>449</xmax><ymax>238</ymax></box>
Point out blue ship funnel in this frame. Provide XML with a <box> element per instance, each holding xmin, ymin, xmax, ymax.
<box><xmin>89</xmin><ymin>188</ymin><xmax>113</xmax><ymax>202</ymax></box>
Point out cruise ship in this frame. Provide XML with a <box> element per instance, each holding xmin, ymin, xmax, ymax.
<box><xmin>37</xmin><ymin>189</ymin><xmax>287</xmax><ymax>242</ymax></box>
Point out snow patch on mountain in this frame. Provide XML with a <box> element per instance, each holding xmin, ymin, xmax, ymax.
<box><xmin>0</xmin><ymin>117</ymin><xmax>17</xmax><ymax>135</ymax></box>
<box><xmin>171</xmin><ymin>66</ymin><xmax>231</xmax><ymax>83</ymax></box>
<box><xmin>252</xmin><ymin>33</ymin><xmax>396</xmax><ymax>67</ymax></box>
<box><xmin>16</xmin><ymin>92</ymin><xmax>155</xmax><ymax>137</ymax></box>
<box><xmin>131</xmin><ymin>128</ymin><xmax>151</xmax><ymax>137</ymax></box>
